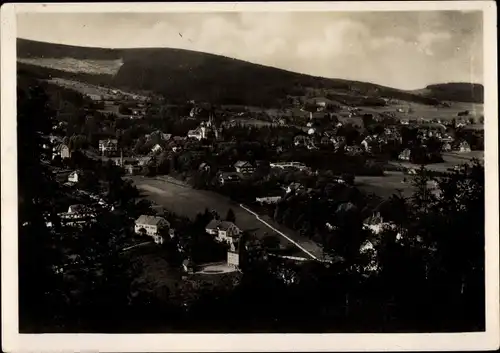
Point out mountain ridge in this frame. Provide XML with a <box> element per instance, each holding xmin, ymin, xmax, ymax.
<box><xmin>17</xmin><ymin>38</ymin><xmax>484</xmax><ymax>106</ymax></box>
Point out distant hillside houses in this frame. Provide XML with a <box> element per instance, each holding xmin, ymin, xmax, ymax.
<box><xmin>256</xmin><ymin>190</ymin><xmax>283</xmax><ymax>204</ymax></box>
<box><xmin>57</xmin><ymin>204</ymin><xmax>98</xmax><ymax>227</ymax></box>
<box><xmin>270</xmin><ymin>161</ymin><xmax>308</xmax><ymax>171</ymax></box>
<box><xmin>85</xmin><ymin>93</ymin><xmax>102</xmax><ymax>101</ymax></box>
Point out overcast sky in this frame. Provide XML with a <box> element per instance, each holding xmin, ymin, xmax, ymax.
<box><xmin>17</xmin><ymin>11</ymin><xmax>483</xmax><ymax>90</ymax></box>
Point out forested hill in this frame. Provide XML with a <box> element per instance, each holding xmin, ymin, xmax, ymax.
<box><xmin>414</xmin><ymin>83</ymin><xmax>484</xmax><ymax>104</ymax></box>
<box><xmin>17</xmin><ymin>38</ymin><xmax>484</xmax><ymax>106</ymax></box>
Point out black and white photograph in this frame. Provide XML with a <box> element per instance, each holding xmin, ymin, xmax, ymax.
<box><xmin>1</xmin><ymin>2</ymin><xmax>498</xmax><ymax>352</ymax></box>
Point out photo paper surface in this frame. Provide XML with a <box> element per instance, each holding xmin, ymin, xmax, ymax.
<box><xmin>1</xmin><ymin>2</ymin><xmax>498</xmax><ymax>352</ymax></box>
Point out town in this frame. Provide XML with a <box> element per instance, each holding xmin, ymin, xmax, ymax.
<box><xmin>46</xmin><ymin>84</ymin><xmax>484</xmax><ymax>263</ymax></box>
<box><xmin>16</xmin><ymin>17</ymin><xmax>485</xmax><ymax>334</ymax></box>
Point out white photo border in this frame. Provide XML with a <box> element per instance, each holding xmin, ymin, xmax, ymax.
<box><xmin>2</xmin><ymin>2</ymin><xmax>498</xmax><ymax>352</ymax></box>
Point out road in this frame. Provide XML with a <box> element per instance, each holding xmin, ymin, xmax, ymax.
<box><xmin>239</xmin><ymin>204</ymin><xmax>321</xmax><ymax>261</ymax></box>
<box><xmin>128</xmin><ymin>175</ymin><xmax>324</xmax><ymax>260</ymax></box>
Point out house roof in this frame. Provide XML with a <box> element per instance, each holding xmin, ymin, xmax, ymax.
<box><xmin>68</xmin><ymin>204</ymin><xmax>95</xmax><ymax>214</ymax></box>
<box><xmin>310</xmin><ymin>96</ymin><xmax>335</xmax><ymax>105</ymax></box>
<box><xmin>54</xmin><ymin>143</ymin><xmax>69</xmax><ymax>152</ymax></box>
<box><xmin>206</xmin><ymin>219</ymin><xmax>238</xmax><ymax>232</ymax></box>
<box><xmin>188</xmin><ymin>128</ymin><xmax>202</xmax><ymax>135</ymax></box>
<box><xmin>288</xmin><ymin>182</ymin><xmax>303</xmax><ymax>189</ymax></box>
<box><xmin>99</xmin><ymin>139</ymin><xmax>118</xmax><ymax>144</ymax></box>
<box><xmin>199</xmin><ymin>162</ymin><xmax>211</xmax><ymax>170</ymax></box>
<box><xmin>135</xmin><ymin>215</ymin><xmax>169</xmax><ymax>227</ymax></box>
<box><xmin>234</xmin><ymin>160</ymin><xmax>252</xmax><ymax>168</ymax></box>
<box><xmin>69</xmin><ymin>170</ymin><xmax>84</xmax><ymax>176</ymax></box>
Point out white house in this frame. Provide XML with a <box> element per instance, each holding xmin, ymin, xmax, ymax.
<box><xmin>359</xmin><ymin>239</ymin><xmax>382</xmax><ymax>274</ymax></box>
<box><xmin>285</xmin><ymin>182</ymin><xmax>305</xmax><ymax>194</ymax></box>
<box><xmin>398</xmin><ymin>148</ymin><xmax>411</xmax><ymax>161</ymax></box>
<box><xmin>205</xmin><ymin>219</ymin><xmax>241</xmax><ymax>244</ymax></box>
<box><xmin>458</xmin><ymin>140</ymin><xmax>471</xmax><ymax>153</ymax></box>
<box><xmin>442</xmin><ymin>142</ymin><xmax>452</xmax><ymax>152</ymax></box>
<box><xmin>98</xmin><ymin>139</ymin><xmax>118</xmax><ymax>155</ymax></box>
<box><xmin>227</xmin><ymin>240</ymin><xmax>242</xmax><ymax>268</ymax></box>
<box><xmin>68</xmin><ymin>170</ymin><xmax>84</xmax><ymax>183</ymax></box>
<box><xmin>134</xmin><ymin>215</ymin><xmax>170</xmax><ymax>245</ymax></box>
<box><xmin>234</xmin><ymin>161</ymin><xmax>255</xmax><ymax>174</ymax></box>
<box><xmin>187</xmin><ymin>127</ymin><xmax>204</xmax><ymax>140</ymax></box>
<box><xmin>256</xmin><ymin>195</ymin><xmax>282</xmax><ymax>204</ymax></box>
<box><xmin>361</xmin><ymin>138</ymin><xmax>371</xmax><ymax>152</ymax></box>
<box><xmin>151</xmin><ymin>144</ymin><xmax>164</xmax><ymax>154</ymax></box>
<box><xmin>53</xmin><ymin>143</ymin><xmax>71</xmax><ymax>160</ymax></box>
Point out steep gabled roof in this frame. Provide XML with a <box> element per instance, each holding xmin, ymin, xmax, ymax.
<box><xmin>234</xmin><ymin>160</ymin><xmax>252</xmax><ymax>168</ymax></box>
<box><xmin>135</xmin><ymin>215</ymin><xmax>170</xmax><ymax>227</ymax></box>
<box><xmin>206</xmin><ymin>219</ymin><xmax>239</xmax><ymax>232</ymax></box>
<box><xmin>54</xmin><ymin>143</ymin><xmax>69</xmax><ymax>152</ymax></box>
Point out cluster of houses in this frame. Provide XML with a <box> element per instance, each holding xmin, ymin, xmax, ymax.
<box><xmin>293</xmin><ymin>112</ymin><xmax>477</xmax><ymax>161</ymax></box>
<box><xmin>46</xmin><ymin>193</ymin><xmax>114</xmax><ymax>229</ymax></box>
<box><xmin>133</xmin><ymin>213</ymin><xmax>244</xmax><ymax>269</ymax></box>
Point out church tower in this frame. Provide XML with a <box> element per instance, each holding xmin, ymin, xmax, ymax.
<box><xmin>207</xmin><ymin>110</ymin><xmax>215</xmax><ymax>128</ymax></box>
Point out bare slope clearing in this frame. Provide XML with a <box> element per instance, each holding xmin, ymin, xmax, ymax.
<box><xmin>17</xmin><ymin>57</ymin><xmax>124</xmax><ymax>76</ymax></box>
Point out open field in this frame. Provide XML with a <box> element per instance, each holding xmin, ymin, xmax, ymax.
<box><xmin>18</xmin><ymin>57</ymin><xmax>124</xmax><ymax>75</ymax></box>
<box><xmin>46</xmin><ymin>77</ymin><xmax>148</xmax><ymax>100</ymax></box>
<box><xmin>128</xmin><ymin>175</ymin><xmax>323</xmax><ymax>259</ymax></box>
<box><xmin>356</xmin><ymin>172</ymin><xmax>443</xmax><ymax>199</ymax></box>
<box><xmin>387</xmin><ymin>150</ymin><xmax>484</xmax><ymax>175</ymax></box>
<box><xmin>356</xmin><ymin>171</ymin><xmax>414</xmax><ymax>198</ymax></box>
<box><xmin>442</xmin><ymin>151</ymin><xmax>484</xmax><ymax>163</ymax></box>
<box><xmin>361</xmin><ymin>101</ymin><xmax>483</xmax><ymax>121</ymax></box>
<box><xmin>359</xmin><ymin>152</ymin><xmax>483</xmax><ymax>198</ymax></box>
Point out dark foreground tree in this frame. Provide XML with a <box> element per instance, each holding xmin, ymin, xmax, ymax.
<box><xmin>225</xmin><ymin>208</ymin><xmax>236</xmax><ymax>223</ymax></box>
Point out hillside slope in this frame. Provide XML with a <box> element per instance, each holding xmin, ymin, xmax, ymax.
<box><xmin>414</xmin><ymin>83</ymin><xmax>484</xmax><ymax>103</ymax></box>
<box><xmin>17</xmin><ymin>38</ymin><xmax>484</xmax><ymax>106</ymax></box>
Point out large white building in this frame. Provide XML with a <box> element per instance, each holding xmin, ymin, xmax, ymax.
<box><xmin>135</xmin><ymin>215</ymin><xmax>170</xmax><ymax>244</ymax></box>
<box><xmin>205</xmin><ymin>219</ymin><xmax>241</xmax><ymax>245</ymax></box>
<box><xmin>98</xmin><ymin>139</ymin><xmax>118</xmax><ymax>155</ymax></box>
